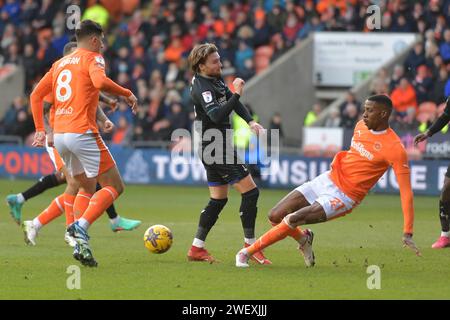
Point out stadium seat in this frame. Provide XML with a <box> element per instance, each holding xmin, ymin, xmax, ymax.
<box><xmin>254</xmin><ymin>45</ymin><xmax>274</xmax><ymax>74</ymax></box>
<box><xmin>418</xmin><ymin>101</ymin><xmax>437</xmax><ymax>116</ymax></box>
<box><xmin>255</xmin><ymin>45</ymin><xmax>274</xmax><ymax>59</ymax></box>
<box><xmin>323</xmin><ymin>144</ymin><xmax>341</xmax><ymax>158</ymax></box>
<box><xmin>406</xmin><ymin>148</ymin><xmax>422</xmax><ymax>161</ymax></box>
<box><xmin>255</xmin><ymin>56</ymin><xmax>271</xmax><ymax>74</ymax></box>
<box><xmin>303</xmin><ymin>144</ymin><xmax>322</xmax><ymax>157</ymax></box>
<box><xmin>416</xmin><ymin>111</ymin><xmax>432</xmax><ymax>124</ymax></box>
<box><xmin>438</xmin><ymin>102</ymin><xmax>447</xmax><ymax>116</ymax></box>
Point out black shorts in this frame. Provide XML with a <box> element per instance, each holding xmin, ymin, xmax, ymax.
<box><xmin>202</xmin><ymin>161</ymin><xmax>250</xmax><ymax>186</ymax></box>
<box><xmin>199</xmin><ymin>135</ymin><xmax>250</xmax><ymax>186</ymax></box>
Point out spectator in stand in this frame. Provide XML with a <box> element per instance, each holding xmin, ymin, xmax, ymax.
<box><xmin>112</xmin><ymin>116</ymin><xmax>133</xmax><ymax>146</ymax></box>
<box><xmin>235</xmin><ymin>40</ymin><xmax>254</xmax><ymax>72</ymax></box>
<box><xmin>440</xmin><ymin>29</ymin><xmax>450</xmax><ymax>63</ymax></box>
<box><xmin>370</xmin><ymin>68</ymin><xmax>390</xmax><ymax>95</ymax></box>
<box><xmin>391</xmin><ymin>78</ymin><xmax>418</xmax><ymax>114</ymax></box>
<box><xmin>12</xmin><ymin>108</ymin><xmax>34</xmax><ymax>142</ymax></box>
<box><xmin>253</xmin><ymin>16</ymin><xmax>271</xmax><ymax>48</ymax></box>
<box><xmin>430</xmin><ymin>67</ymin><xmax>449</xmax><ymax>104</ymax></box>
<box><xmin>339</xmin><ymin>91</ymin><xmax>361</xmax><ymax>116</ymax></box>
<box><xmin>430</xmin><ymin>54</ymin><xmax>444</xmax><ymax>80</ymax></box>
<box><xmin>304</xmin><ymin>103</ymin><xmax>322</xmax><ymax>127</ymax></box>
<box><xmin>404</xmin><ymin>43</ymin><xmax>426</xmax><ymax>76</ymax></box>
<box><xmin>445</xmin><ymin>76</ymin><xmax>450</xmax><ymax>98</ymax></box>
<box><xmin>1</xmin><ymin>96</ymin><xmax>26</xmax><ymax>135</ymax></box>
<box><xmin>389</xmin><ymin>64</ymin><xmax>405</xmax><ymax>91</ymax></box>
<box><xmin>297</xmin><ymin>14</ymin><xmax>325</xmax><ymax>40</ymax></box>
<box><xmin>324</xmin><ymin>108</ymin><xmax>341</xmax><ymax>128</ymax></box>
<box><xmin>391</xmin><ymin>107</ymin><xmax>420</xmax><ymax>132</ymax></box>
<box><xmin>391</xmin><ymin>14</ymin><xmax>413</xmax><ymax>33</ymax></box>
<box><xmin>269</xmin><ymin>112</ymin><xmax>284</xmax><ymax>146</ymax></box>
<box><xmin>412</xmin><ymin>65</ymin><xmax>433</xmax><ymax>104</ymax></box>
<box><xmin>339</xmin><ymin>103</ymin><xmax>359</xmax><ymax>129</ymax></box>
<box><xmin>267</xmin><ymin>5</ymin><xmax>287</xmax><ymax>34</ymax></box>
<box><xmin>283</xmin><ymin>12</ymin><xmax>302</xmax><ymax>47</ymax></box>
<box><xmin>238</xmin><ymin>58</ymin><xmax>256</xmax><ymax>81</ymax></box>
<box><xmin>271</xmin><ymin>33</ymin><xmax>288</xmax><ymax>62</ymax></box>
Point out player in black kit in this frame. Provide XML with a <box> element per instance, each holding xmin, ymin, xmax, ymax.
<box><xmin>187</xmin><ymin>43</ymin><xmax>271</xmax><ymax>264</ymax></box>
<box><xmin>415</xmin><ymin>97</ymin><xmax>450</xmax><ymax>248</ymax></box>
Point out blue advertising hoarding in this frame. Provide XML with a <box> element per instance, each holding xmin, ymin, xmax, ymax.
<box><xmin>0</xmin><ymin>145</ymin><xmax>445</xmax><ymax>196</ymax></box>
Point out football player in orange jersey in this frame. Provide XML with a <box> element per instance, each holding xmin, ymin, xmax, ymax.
<box><xmin>30</xmin><ymin>20</ymin><xmax>137</xmax><ymax>267</ymax></box>
<box><xmin>235</xmin><ymin>95</ymin><xmax>421</xmax><ymax>267</ymax></box>
<box><xmin>15</xmin><ymin>42</ymin><xmax>140</xmax><ymax>249</ymax></box>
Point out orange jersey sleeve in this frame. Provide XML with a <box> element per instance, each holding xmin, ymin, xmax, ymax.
<box><xmin>31</xmin><ymin>68</ymin><xmax>53</xmax><ymax>131</ymax></box>
<box><xmin>88</xmin><ymin>55</ymin><xmax>132</xmax><ymax>97</ymax></box>
<box><xmin>387</xmin><ymin>145</ymin><xmax>414</xmax><ymax>234</ymax></box>
<box><xmin>43</xmin><ymin>93</ymin><xmax>54</xmax><ymax>130</ymax></box>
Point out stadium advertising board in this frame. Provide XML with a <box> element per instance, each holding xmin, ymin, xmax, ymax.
<box><xmin>313</xmin><ymin>32</ymin><xmax>416</xmax><ymax>86</ymax></box>
<box><xmin>0</xmin><ymin>146</ymin><xmax>444</xmax><ymax>196</ymax></box>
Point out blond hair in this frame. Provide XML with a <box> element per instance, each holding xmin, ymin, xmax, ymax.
<box><xmin>188</xmin><ymin>43</ymin><xmax>218</xmax><ymax>73</ymax></box>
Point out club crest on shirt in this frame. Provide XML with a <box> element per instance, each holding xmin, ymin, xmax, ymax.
<box><xmin>374</xmin><ymin>142</ymin><xmax>382</xmax><ymax>151</ymax></box>
<box><xmin>202</xmin><ymin>91</ymin><xmax>212</xmax><ymax>103</ymax></box>
<box><xmin>95</xmin><ymin>56</ymin><xmax>105</xmax><ymax>68</ymax></box>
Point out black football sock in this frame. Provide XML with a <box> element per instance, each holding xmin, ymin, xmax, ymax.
<box><xmin>239</xmin><ymin>188</ymin><xmax>259</xmax><ymax>240</ymax></box>
<box><xmin>194</xmin><ymin>198</ymin><xmax>228</xmax><ymax>241</ymax></box>
<box><xmin>22</xmin><ymin>174</ymin><xmax>61</xmax><ymax>201</ymax></box>
<box><xmin>439</xmin><ymin>200</ymin><xmax>450</xmax><ymax>233</ymax></box>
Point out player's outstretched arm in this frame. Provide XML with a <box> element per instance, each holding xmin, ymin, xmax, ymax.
<box><xmin>89</xmin><ymin>56</ymin><xmax>137</xmax><ymax>113</ymax></box>
<box><xmin>396</xmin><ymin>173</ymin><xmax>421</xmax><ymax>256</ymax></box>
<box><xmin>30</xmin><ymin>70</ymin><xmax>53</xmax><ymax>147</ymax></box>
<box><xmin>415</xmin><ymin>98</ymin><xmax>450</xmax><ymax>145</ymax></box>
<box><xmin>43</xmin><ymin>101</ymin><xmax>53</xmax><ymax>147</ymax></box>
<box><xmin>99</xmin><ymin>92</ymin><xmax>118</xmax><ymax>111</ymax></box>
<box><xmin>96</xmin><ymin>105</ymin><xmax>114</xmax><ymax>133</ymax></box>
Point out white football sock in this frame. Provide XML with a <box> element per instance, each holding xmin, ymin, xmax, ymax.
<box><xmin>32</xmin><ymin>218</ymin><xmax>42</xmax><ymax>231</ymax></box>
<box><xmin>78</xmin><ymin>218</ymin><xmax>90</xmax><ymax>230</ymax></box>
<box><xmin>192</xmin><ymin>238</ymin><xmax>205</xmax><ymax>248</ymax></box>
<box><xmin>110</xmin><ymin>216</ymin><xmax>120</xmax><ymax>225</ymax></box>
<box><xmin>17</xmin><ymin>193</ymin><xmax>25</xmax><ymax>204</ymax></box>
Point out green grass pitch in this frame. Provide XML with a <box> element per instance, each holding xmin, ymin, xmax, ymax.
<box><xmin>1</xmin><ymin>179</ymin><xmax>449</xmax><ymax>299</ymax></box>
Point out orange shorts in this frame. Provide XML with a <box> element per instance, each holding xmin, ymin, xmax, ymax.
<box><xmin>46</xmin><ymin>138</ymin><xmax>65</xmax><ymax>171</ymax></box>
<box><xmin>53</xmin><ymin>133</ymin><xmax>115</xmax><ymax>178</ymax></box>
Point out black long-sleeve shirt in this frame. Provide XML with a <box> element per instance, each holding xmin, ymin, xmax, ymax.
<box><xmin>428</xmin><ymin>97</ymin><xmax>450</xmax><ymax>136</ymax></box>
<box><xmin>190</xmin><ymin>73</ymin><xmax>253</xmax><ymax>135</ymax></box>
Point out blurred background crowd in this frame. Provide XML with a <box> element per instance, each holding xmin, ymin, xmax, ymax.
<box><xmin>0</xmin><ymin>0</ymin><xmax>449</xmax><ymax>148</ymax></box>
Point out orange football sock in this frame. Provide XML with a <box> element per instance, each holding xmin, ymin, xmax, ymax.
<box><xmin>246</xmin><ymin>219</ymin><xmax>293</xmax><ymax>256</ymax></box>
<box><xmin>82</xmin><ymin>186</ymin><xmax>119</xmax><ymax>225</ymax></box>
<box><xmin>73</xmin><ymin>191</ymin><xmax>92</xmax><ymax>221</ymax></box>
<box><xmin>64</xmin><ymin>193</ymin><xmax>76</xmax><ymax>226</ymax></box>
<box><xmin>270</xmin><ymin>220</ymin><xmax>304</xmax><ymax>242</ymax></box>
<box><xmin>37</xmin><ymin>195</ymin><xmax>65</xmax><ymax>225</ymax></box>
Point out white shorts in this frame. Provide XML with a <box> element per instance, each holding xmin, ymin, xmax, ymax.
<box><xmin>45</xmin><ymin>137</ymin><xmax>65</xmax><ymax>171</ymax></box>
<box><xmin>295</xmin><ymin>171</ymin><xmax>356</xmax><ymax>220</ymax></box>
<box><xmin>54</xmin><ymin>133</ymin><xmax>116</xmax><ymax>178</ymax></box>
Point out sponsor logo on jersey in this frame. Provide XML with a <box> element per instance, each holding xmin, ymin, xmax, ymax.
<box><xmin>351</xmin><ymin>141</ymin><xmax>374</xmax><ymax>160</ymax></box>
<box><xmin>55</xmin><ymin>106</ymin><xmax>73</xmax><ymax>116</ymax></box>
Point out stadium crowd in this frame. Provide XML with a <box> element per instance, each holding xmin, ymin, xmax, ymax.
<box><xmin>0</xmin><ymin>0</ymin><xmax>449</xmax><ymax>145</ymax></box>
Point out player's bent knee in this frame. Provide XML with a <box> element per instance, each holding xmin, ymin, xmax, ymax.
<box><xmin>268</xmin><ymin>207</ymin><xmax>284</xmax><ymax>224</ymax></box>
<box><xmin>55</xmin><ymin>171</ymin><xmax>66</xmax><ymax>184</ymax></box>
<box><xmin>114</xmin><ymin>181</ymin><xmax>125</xmax><ymax>195</ymax></box>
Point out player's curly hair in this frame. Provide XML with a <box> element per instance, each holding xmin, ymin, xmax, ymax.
<box><xmin>188</xmin><ymin>43</ymin><xmax>218</xmax><ymax>73</ymax></box>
